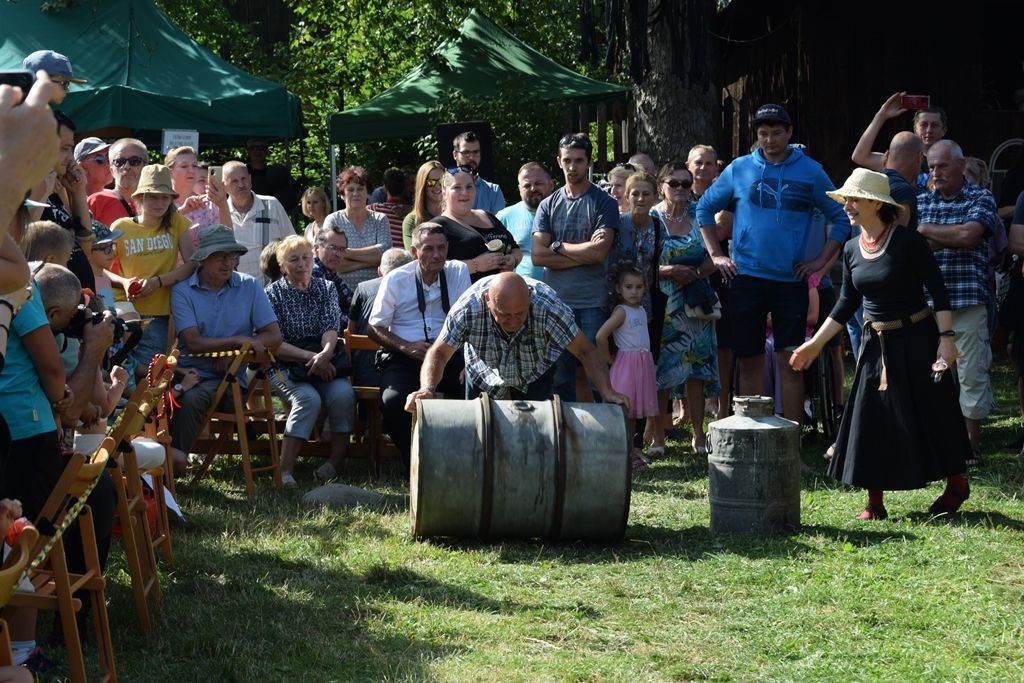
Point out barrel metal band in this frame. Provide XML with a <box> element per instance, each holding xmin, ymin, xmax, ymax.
<box><xmin>548</xmin><ymin>396</ymin><xmax>567</xmax><ymax>541</ymax></box>
<box><xmin>479</xmin><ymin>393</ymin><xmax>495</xmax><ymax>538</ymax></box>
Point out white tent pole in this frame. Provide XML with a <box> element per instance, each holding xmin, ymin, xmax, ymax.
<box><xmin>330</xmin><ymin>144</ymin><xmax>338</xmax><ymax>212</ymax></box>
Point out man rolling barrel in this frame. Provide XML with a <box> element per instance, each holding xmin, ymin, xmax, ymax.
<box><xmin>404</xmin><ymin>271</ymin><xmax>629</xmax><ymax>411</ymax></box>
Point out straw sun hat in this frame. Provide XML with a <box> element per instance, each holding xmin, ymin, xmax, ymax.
<box><xmin>826</xmin><ymin>168</ymin><xmax>901</xmax><ymax>207</ymax></box>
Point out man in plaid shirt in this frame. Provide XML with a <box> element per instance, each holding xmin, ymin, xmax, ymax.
<box><xmin>404</xmin><ymin>272</ymin><xmax>628</xmax><ymax>409</ymax></box>
<box><xmin>917</xmin><ymin>140</ymin><xmax>997</xmax><ymax>464</ymax></box>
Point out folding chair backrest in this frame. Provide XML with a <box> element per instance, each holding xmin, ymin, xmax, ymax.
<box><xmin>0</xmin><ymin>524</ymin><xmax>39</xmax><ymax>607</ymax></box>
<box><xmin>29</xmin><ymin>438</ymin><xmax>113</xmax><ymax>570</ymax></box>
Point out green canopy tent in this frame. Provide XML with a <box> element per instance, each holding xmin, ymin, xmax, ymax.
<box><xmin>0</xmin><ymin>0</ymin><xmax>303</xmax><ymax>147</ymax></box>
<box><xmin>327</xmin><ymin>9</ymin><xmax>628</xmax><ymax>145</ymax></box>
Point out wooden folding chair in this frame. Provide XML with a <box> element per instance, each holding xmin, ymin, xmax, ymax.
<box><xmin>105</xmin><ymin>399</ymin><xmax>163</xmax><ymax>634</ymax></box>
<box><xmin>0</xmin><ymin>523</ymin><xmax>40</xmax><ymax>667</ymax></box>
<box><xmin>344</xmin><ymin>331</ymin><xmax>397</xmax><ymax>475</ymax></box>
<box><xmin>137</xmin><ymin>352</ymin><xmax>177</xmax><ymax>564</ymax></box>
<box><xmin>191</xmin><ymin>344</ymin><xmax>282</xmax><ymax>498</ymax></box>
<box><xmin>5</xmin><ymin>438</ymin><xmax>118</xmax><ymax>683</ymax></box>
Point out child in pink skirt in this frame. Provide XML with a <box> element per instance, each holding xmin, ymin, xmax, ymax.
<box><xmin>597</xmin><ymin>261</ymin><xmax>660</xmax><ymax>470</ymax></box>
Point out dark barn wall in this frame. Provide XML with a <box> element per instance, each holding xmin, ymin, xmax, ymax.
<box><xmin>714</xmin><ymin>0</ymin><xmax>1024</xmax><ymax>184</ymax></box>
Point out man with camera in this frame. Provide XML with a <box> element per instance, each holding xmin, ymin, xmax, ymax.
<box><xmin>0</xmin><ymin>264</ymin><xmax>116</xmax><ymax>661</ymax></box>
<box><xmin>368</xmin><ymin>223</ymin><xmax>470</xmax><ymax>464</ymax></box>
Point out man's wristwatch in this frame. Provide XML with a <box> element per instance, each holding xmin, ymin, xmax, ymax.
<box><xmin>173</xmin><ymin>383</ymin><xmax>184</xmax><ymax>393</ymax></box>
<box><xmin>550</xmin><ymin>241</ymin><xmax>563</xmax><ymax>253</ymax></box>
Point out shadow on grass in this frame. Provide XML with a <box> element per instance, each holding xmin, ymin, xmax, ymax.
<box><xmin>422</xmin><ymin>520</ymin><xmax>912</xmax><ymax>566</ymax></box>
<box><xmin>109</xmin><ymin>541</ymin><xmax>474</xmax><ymax>681</ymax></box>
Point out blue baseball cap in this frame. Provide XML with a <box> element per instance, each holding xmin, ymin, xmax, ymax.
<box><xmin>22</xmin><ymin>50</ymin><xmax>86</xmax><ymax>84</ymax></box>
<box><xmin>91</xmin><ymin>220</ymin><xmax>122</xmax><ymax>246</ymax></box>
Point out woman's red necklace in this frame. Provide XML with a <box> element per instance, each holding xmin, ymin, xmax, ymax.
<box><xmin>859</xmin><ymin>223</ymin><xmax>892</xmax><ymax>254</ymax></box>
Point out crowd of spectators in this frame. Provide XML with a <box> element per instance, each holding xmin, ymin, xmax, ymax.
<box><xmin>2</xmin><ymin>46</ymin><xmax>1023</xmax><ymax>677</ymax></box>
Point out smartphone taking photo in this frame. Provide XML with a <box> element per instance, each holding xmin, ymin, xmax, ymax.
<box><xmin>900</xmin><ymin>94</ymin><xmax>931</xmax><ymax>110</ymax></box>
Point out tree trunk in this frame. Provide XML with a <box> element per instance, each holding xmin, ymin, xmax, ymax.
<box><xmin>628</xmin><ymin>0</ymin><xmax>719</xmax><ymax>164</ymax></box>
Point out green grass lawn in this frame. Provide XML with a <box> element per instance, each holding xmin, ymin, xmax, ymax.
<box><xmin>63</xmin><ymin>361</ymin><xmax>1024</xmax><ymax>682</ymax></box>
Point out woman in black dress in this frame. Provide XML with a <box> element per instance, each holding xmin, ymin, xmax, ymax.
<box><xmin>432</xmin><ymin>166</ymin><xmax>521</xmax><ymax>282</ymax></box>
<box><xmin>791</xmin><ymin>169</ymin><xmax>970</xmax><ymax>520</ymax></box>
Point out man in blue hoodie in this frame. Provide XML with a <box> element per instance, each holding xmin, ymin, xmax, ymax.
<box><xmin>697</xmin><ymin>104</ymin><xmax>851</xmax><ymax>424</ymax></box>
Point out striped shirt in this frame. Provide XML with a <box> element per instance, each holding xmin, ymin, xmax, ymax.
<box><xmin>917</xmin><ymin>182</ymin><xmax>996</xmax><ymax>310</ymax></box>
<box><xmin>440</xmin><ymin>276</ymin><xmax>578</xmax><ymax>393</ymax></box>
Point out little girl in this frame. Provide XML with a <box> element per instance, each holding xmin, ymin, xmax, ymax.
<box><xmin>110</xmin><ymin>164</ymin><xmax>197</xmax><ymax>375</ymax></box>
<box><xmin>597</xmin><ymin>261</ymin><xmax>660</xmax><ymax>470</ymax></box>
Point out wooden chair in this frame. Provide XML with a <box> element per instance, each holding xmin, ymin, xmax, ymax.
<box><xmin>344</xmin><ymin>331</ymin><xmax>395</xmax><ymax>475</ymax></box>
<box><xmin>0</xmin><ymin>523</ymin><xmax>40</xmax><ymax>667</ymax></box>
<box><xmin>106</xmin><ymin>399</ymin><xmax>163</xmax><ymax>634</ymax></box>
<box><xmin>137</xmin><ymin>352</ymin><xmax>177</xmax><ymax>565</ymax></box>
<box><xmin>190</xmin><ymin>344</ymin><xmax>282</xmax><ymax>498</ymax></box>
<box><xmin>5</xmin><ymin>438</ymin><xmax>118</xmax><ymax>683</ymax></box>
<box><xmin>96</xmin><ymin>351</ymin><xmax>178</xmax><ymax>633</ymax></box>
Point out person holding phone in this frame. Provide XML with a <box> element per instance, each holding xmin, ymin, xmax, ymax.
<box><xmin>851</xmin><ymin>91</ymin><xmax>948</xmax><ymax>187</ymax></box>
<box><xmin>790</xmin><ymin>169</ymin><xmax>970</xmax><ymax>520</ymax></box>
<box><xmin>163</xmin><ymin>146</ymin><xmax>230</xmax><ymax>246</ymax></box>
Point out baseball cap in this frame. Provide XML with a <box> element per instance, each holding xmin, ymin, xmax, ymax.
<box><xmin>752</xmin><ymin>103</ymin><xmax>791</xmax><ymax>127</ymax></box>
<box><xmin>74</xmin><ymin>137</ymin><xmax>110</xmax><ymax>162</ymax></box>
<box><xmin>91</xmin><ymin>220</ymin><xmax>123</xmax><ymax>246</ymax></box>
<box><xmin>21</xmin><ymin>50</ymin><xmax>86</xmax><ymax>84</ymax></box>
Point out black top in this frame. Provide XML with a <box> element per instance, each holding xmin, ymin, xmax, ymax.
<box><xmin>431</xmin><ymin>214</ymin><xmax>518</xmax><ymax>282</ymax></box>
<box><xmin>830</xmin><ymin>226</ymin><xmax>951</xmax><ymax>324</ymax></box>
<box><xmin>41</xmin><ymin>194</ymin><xmax>95</xmax><ymax>292</ymax></box>
<box><xmin>882</xmin><ymin>168</ymin><xmax>919</xmax><ymax>231</ymax></box>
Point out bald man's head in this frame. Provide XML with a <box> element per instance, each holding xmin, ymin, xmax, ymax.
<box><xmin>884</xmin><ymin>131</ymin><xmax>926</xmax><ymax>182</ymax></box>
<box><xmin>484</xmin><ymin>273</ymin><xmax>531</xmax><ymax>334</ymax></box>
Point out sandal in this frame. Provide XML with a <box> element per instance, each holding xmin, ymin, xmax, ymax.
<box><xmin>929</xmin><ymin>482</ymin><xmax>970</xmax><ymax>516</ymax></box>
<box><xmin>631</xmin><ymin>450</ymin><xmax>650</xmax><ymax>471</ymax></box>
<box><xmin>646</xmin><ymin>445</ymin><xmax>667</xmax><ymax>459</ymax></box>
<box><xmin>965</xmin><ymin>450</ymin><xmax>984</xmax><ymax>468</ymax></box>
<box><xmin>856</xmin><ymin>505</ymin><xmax>888</xmax><ymax>521</ymax></box>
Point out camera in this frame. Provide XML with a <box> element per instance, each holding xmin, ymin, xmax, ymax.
<box><xmin>63</xmin><ymin>294</ymin><xmax>137</xmax><ymax>342</ymax></box>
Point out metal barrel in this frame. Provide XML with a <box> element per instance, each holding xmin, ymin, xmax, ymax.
<box><xmin>707</xmin><ymin>396</ymin><xmax>801</xmax><ymax>534</ymax></box>
<box><xmin>411</xmin><ymin>395</ymin><xmax>631</xmax><ymax>541</ymax></box>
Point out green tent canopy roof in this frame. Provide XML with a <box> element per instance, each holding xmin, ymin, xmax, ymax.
<box><xmin>328</xmin><ymin>9</ymin><xmax>628</xmax><ymax>144</ymax></box>
<box><xmin>0</xmin><ymin>0</ymin><xmax>302</xmax><ymax>146</ymax></box>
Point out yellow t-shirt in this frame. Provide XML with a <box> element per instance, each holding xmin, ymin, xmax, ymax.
<box><xmin>111</xmin><ymin>213</ymin><xmax>190</xmax><ymax>316</ymax></box>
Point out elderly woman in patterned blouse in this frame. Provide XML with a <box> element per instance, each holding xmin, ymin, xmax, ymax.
<box><xmin>265</xmin><ymin>235</ymin><xmax>355</xmax><ymax>487</ymax></box>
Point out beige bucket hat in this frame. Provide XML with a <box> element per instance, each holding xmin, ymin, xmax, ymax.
<box><xmin>826</xmin><ymin>168</ymin><xmax>901</xmax><ymax>207</ymax></box>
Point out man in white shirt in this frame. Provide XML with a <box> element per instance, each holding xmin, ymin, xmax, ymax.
<box><xmin>368</xmin><ymin>223</ymin><xmax>471</xmax><ymax>463</ymax></box>
<box><xmin>223</xmin><ymin>160</ymin><xmax>294</xmax><ymax>281</ymax></box>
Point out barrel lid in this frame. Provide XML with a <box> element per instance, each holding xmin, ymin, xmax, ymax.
<box><xmin>733</xmin><ymin>395</ymin><xmax>774</xmax><ymax>416</ymax></box>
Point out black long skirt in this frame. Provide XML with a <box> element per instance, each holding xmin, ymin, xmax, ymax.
<box><xmin>827</xmin><ymin>316</ymin><xmax>968</xmax><ymax>490</ymax></box>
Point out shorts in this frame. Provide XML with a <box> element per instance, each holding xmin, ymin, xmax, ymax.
<box><xmin>130</xmin><ymin>315</ymin><xmax>171</xmax><ymax>368</ymax></box>
<box><xmin>730</xmin><ymin>275</ymin><xmax>809</xmax><ymax>358</ymax></box>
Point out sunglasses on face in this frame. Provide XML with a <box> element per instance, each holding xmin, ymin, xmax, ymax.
<box><xmin>113</xmin><ymin>156</ymin><xmax>145</xmax><ymax>168</ymax></box>
<box><xmin>424</xmin><ymin>177</ymin><xmax>442</xmax><ymax>188</ymax></box>
<box><xmin>54</xmin><ymin>80</ymin><xmax>72</xmax><ymax>92</ymax></box>
<box><xmin>664</xmin><ymin>179</ymin><xmax>693</xmax><ymax>189</ymax></box>
<box><xmin>89</xmin><ymin>155</ymin><xmax>106</xmax><ymax>165</ymax></box>
<box><xmin>446</xmin><ymin>165</ymin><xmax>477</xmax><ymax>178</ymax></box>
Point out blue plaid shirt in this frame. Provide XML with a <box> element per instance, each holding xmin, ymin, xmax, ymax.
<box><xmin>312</xmin><ymin>257</ymin><xmax>354</xmax><ymax>327</ymax></box>
<box><xmin>440</xmin><ymin>276</ymin><xmax>578</xmax><ymax>393</ymax></box>
<box><xmin>917</xmin><ymin>182</ymin><xmax>996</xmax><ymax>310</ymax></box>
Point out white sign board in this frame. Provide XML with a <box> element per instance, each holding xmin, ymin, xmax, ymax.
<box><xmin>161</xmin><ymin>129</ymin><xmax>199</xmax><ymax>154</ymax></box>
